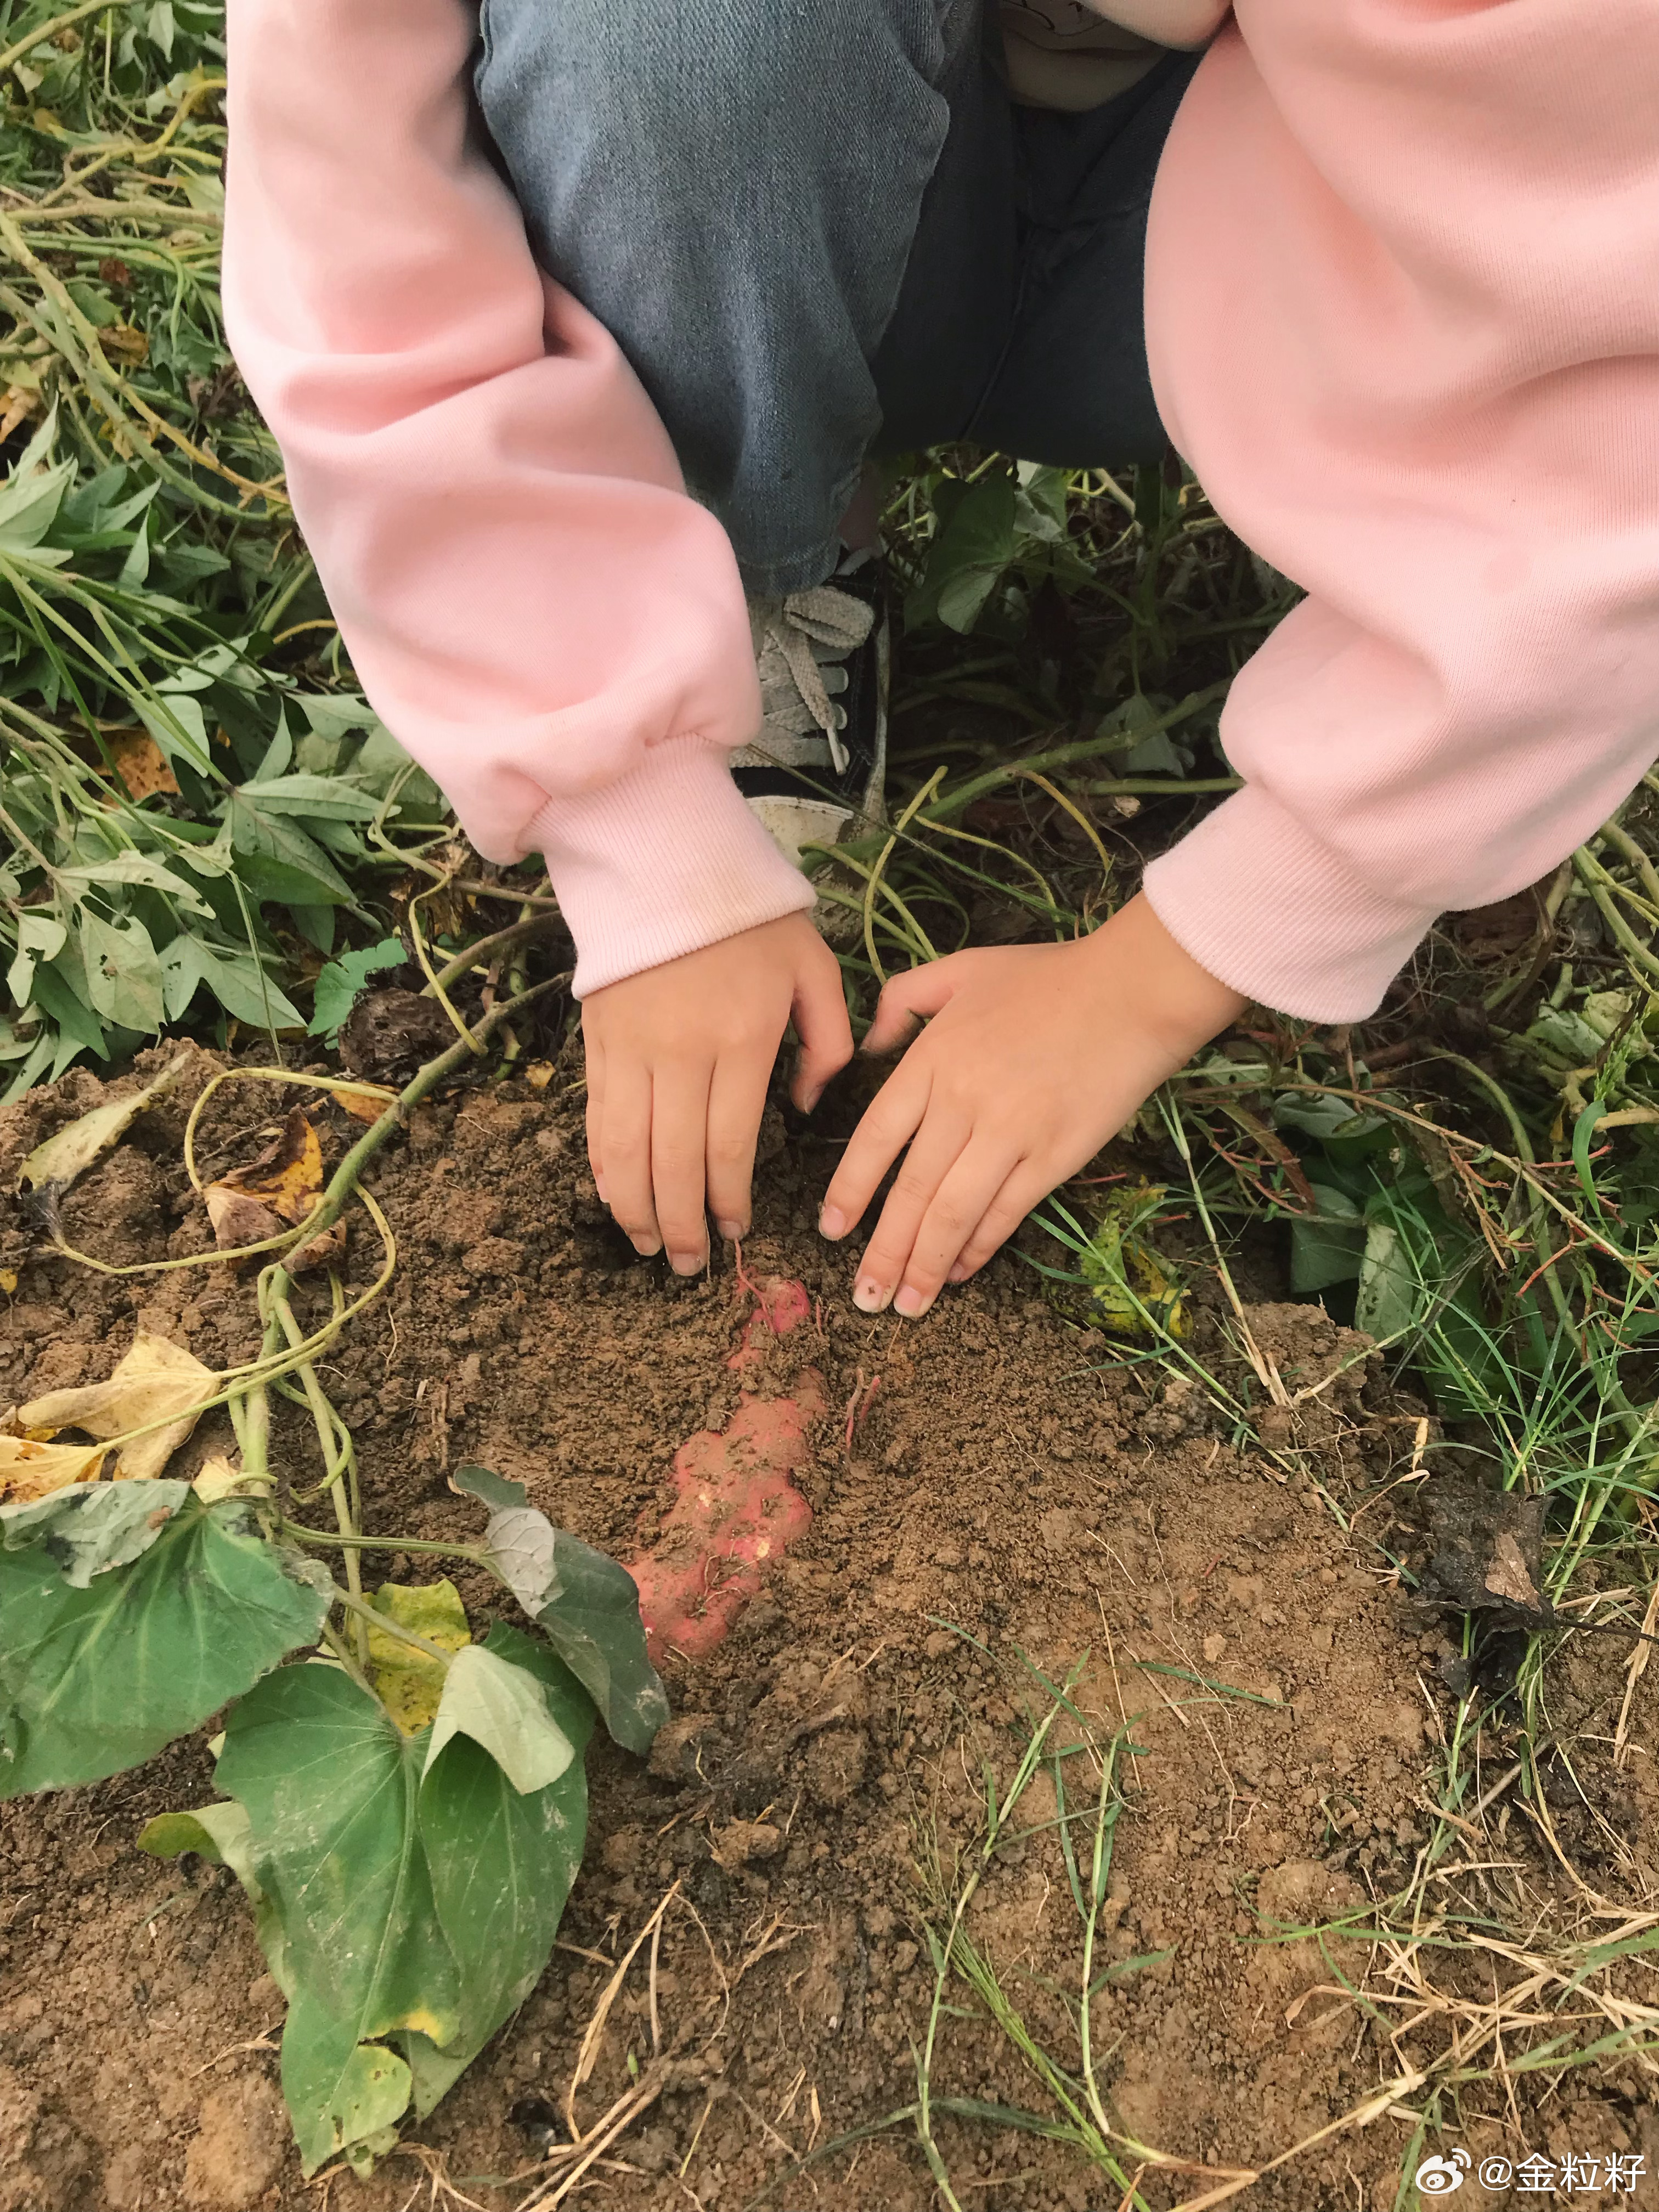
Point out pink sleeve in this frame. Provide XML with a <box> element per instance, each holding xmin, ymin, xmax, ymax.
<box><xmin>221</xmin><ymin>0</ymin><xmax>812</xmax><ymax>997</ymax></box>
<box><xmin>1141</xmin><ymin>0</ymin><xmax>1659</xmax><ymax>1022</ymax></box>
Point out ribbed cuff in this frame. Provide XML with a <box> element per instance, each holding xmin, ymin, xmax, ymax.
<box><xmin>527</xmin><ymin>737</ymin><xmax>817</xmax><ymax>997</ymax></box>
<box><xmin>1141</xmin><ymin>785</ymin><xmax>1438</xmax><ymax>1023</ymax></box>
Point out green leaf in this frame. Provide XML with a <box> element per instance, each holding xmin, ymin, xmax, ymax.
<box><xmin>137</xmin><ymin>690</ymin><xmax>215</xmax><ymax>777</ymax></box>
<box><xmin>160</xmin><ymin>935</ymin><xmax>304</xmax><ymax>1030</ymax></box>
<box><xmin>0</xmin><ymin>1495</ymin><xmax>330</xmax><ymax>1796</ymax></box>
<box><xmin>138</xmin><ymin>1797</ymin><xmax>293</xmax><ymax>1998</ymax></box>
<box><xmin>1355</xmin><ymin>1221</ymin><xmax>1420</xmax><ymax>1344</ymax></box>
<box><xmin>1288</xmin><ymin>1184</ymin><xmax>1366</xmax><ymax>1294</ymax></box>
<box><xmin>220</xmin><ymin>1640</ymin><xmax>594</xmax><ymax>2164</ymax></box>
<box><xmin>424</xmin><ymin>1643</ymin><xmax>576</xmax><ymax>1794</ymax></box>
<box><xmin>80</xmin><ymin>911</ymin><xmax>164</xmax><ymax>1032</ymax></box>
<box><xmin>6</xmin><ymin>911</ymin><xmax>65</xmax><ymax>1007</ymax></box>
<box><xmin>27</xmin><ymin>962</ymin><xmax>105</xmax><ymax>1071</ymax></box>
<box><xmin>57</xmin><ymin>852</ymin><xmax>213</xmax><ymax>917</ymax></box>
<box><xmin>907</xmin><ymin>477</ymin><xmax>1018</xmax><ymax>636</ymax></box>
<box><xmin>217</xmin><ymin>1665</ymin><xmax>465</xmax><ymax>2059</ymax></box>
<box><xmin>475</xmin><ymin>1487</ymin><xmax>667</xmax><ymax>1756</ymax></box>
<box><xmin>1</xmin><ymin>1477</ymin><xmax>189</xmax><ymax>1584</ymax></box>
<box><xmin>308</xmin><ymin>936</ymin><xmax>405</xmax><ymax>1039</ymax></box>
<box><xmin>407</xmin><ymin>1626</ymin><xmax>592</xmax><ymax>2105</ymax></box>
<box><xmin>227</xmin><ymin>789</ymin><xmax>356</xmax><ymax>906</ymax></box>
<box><xmin>450</xmin><ymin>1461</ymin><xmax>527</xmax><ymax>1510</ymax></box>
<box><xmin>0</xmin><ymin>414</ymin><xmax>75</xmax><ymax>550</ymax></box>
<box><xmin>236</xmin><ymin>774</ymin><xmax>380</xmax><ymax>822</ymax></box>
<box><xmin>280</xmin><ymin>1991</ymin><xmax>412</xmax><ymax>2176</ymax></box>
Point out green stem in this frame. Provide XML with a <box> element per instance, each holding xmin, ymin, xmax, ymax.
<box><xmin>319</xmin><ymin>1618</ymin><xmax>378</xmax><ymax>1701</ymax></box>
<box><xmin>280</xmin><ymin>1522</ymin><xmax>488</xmax><ymax>1565</ymax></box>
<box><xmin>1573</xmin><ymin>849</ymin><xmax>1659</xmax><ymax>988</ymax></box>
<box><xmin>426</xmin><ymin>910</ymin><xmax>567</xmax><ymax>1000</ymax></box>
<box><xmin>259</xmin><ymin>969</ymin><xmax>572</xmax><ymax>1313</ymax></box>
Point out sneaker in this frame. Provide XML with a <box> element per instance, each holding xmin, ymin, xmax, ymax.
<box><xmin>732</xmin><ymin>550</ymin><xmax>888</xmax><ymax>871</ymax></box>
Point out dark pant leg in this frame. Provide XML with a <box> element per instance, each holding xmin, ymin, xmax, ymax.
<box><xmin>473</xmin><ymin>0</ymin><xmax>1001</xmax><ymax>592</ymax></box>
<box><xmin>968</xmin><ymin>53</ymin><xmax>1203</xmax><ymax>468</ymax></box>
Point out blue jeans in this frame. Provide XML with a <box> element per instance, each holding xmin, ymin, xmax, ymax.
<box><xmin>474</xmin><ymin>0</ymin><xmax>1198</xmax><ymax>594</ymax></box>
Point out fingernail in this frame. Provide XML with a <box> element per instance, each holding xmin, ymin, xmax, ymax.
<box><xmin>669</xmin><ymin>1249</ymin><xmax>706</xmax><ymax>1276</ymax></box>
<box><xmin>819</xmin><ymin>1206</ymin><xmax>847</xmax><ymax>1239</ymax></box>
<box><xmin>802</xmin><ymin>1087</ymin><xmax>823</xmax><ymax>1114</ymax></box>
<box><xmin>853</xmin><ymin>1278</ymin><xmax>891</xmax><ymax>1314</ymax></box>
<box><xmin>894</xmin><ymin>1284</ymin><xmax>927</xmax><ymax>1318</ymax></box>
<box><xmin>594</xmin><ymin>1173</ymin><xmax>608</xmax><ymax>1203</ymax></box>
<box><xmin>947</xmin><ymin>1261</ymin><xmax>970</xmax><ymax>1284</ymax></box>
<box><xmin>631</xmin><ymin>1233</ymin><xmax>662</xmax><ymax>1257</ymax></box>
<box><xmin>715</xmin><ymin>1218</ymin><xmax>746</xmax><ymax>1241</ymax></box>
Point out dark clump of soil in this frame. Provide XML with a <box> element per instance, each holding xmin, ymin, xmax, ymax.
<box><xmin>2</xmin><ymin>1053</ymin><xmax>1656</xmax><ymax>2211</ymax></box>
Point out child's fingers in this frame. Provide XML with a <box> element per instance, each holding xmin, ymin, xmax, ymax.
<box><xmin>600</xmin><ymin>1062</ymin><xmax>661</xmax><ymax>1256</ymax></box>
<box><xmin>705</xmin><ymin>1047</ymin><xmax>771</xmax><ymax>1240</ymax></box>
<box><xmin>818</xmin><ymin>1062</ymin><xmax>933</xmax><ymax>1242</ymax></box>
<box><xmin>842</xmin><ymin>1111</ymin><xmax>971</xmax><ymax>1314</ymax></box>
<box><xmin>603</xmin><ymin>1079</ymin><xmax>661</xmax><ymax>1253</ymax></box>
<box><xmin>582</xmin><ymin>1027</ymin><xmax>607</xmax><ymax>1201</ymax></box>
<box><xmin>885</xmin><ymin>1139</ymin><xmax>1028</xmax><ymax>1316</ymax></box>
<box><xmin>790</xmin><ymin>945</ymin><xmax>855</xmax><ymax>1111</ymax></box>
<box><xmin>861</xmin><ymin>957</ymin><xmax>961</xmax><ymax>1058</ymax></box>
<box><xmin>945</xmin><ymin>1160</ymin><xmax>1057</xmax><ymax>1285</ymax></box>
<box><xmin>649</xmin><ymin>1058</ymin><xmax>715</xmax><ymax>1274</ymax></box>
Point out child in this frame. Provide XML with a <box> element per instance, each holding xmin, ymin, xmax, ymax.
<box><xmin>223</xmin><ymin>0</ymin><xmax>1659</xmax><ymax>1319</ymax></box>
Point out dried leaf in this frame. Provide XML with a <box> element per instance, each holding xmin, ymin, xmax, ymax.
<box><xmin>335</xmin><ymin>1085</ymin><xmax>396</xmax><ymax>1126</ymax></box>
<box><xmin>0</xmin><ymin>1270</ymin><xmax>16</xmax><ymax>1296</ymax></box>
<box><xmin>366</xmin><ymin>1579</ymin><xmax>471</xmax><ymax>1736</ymax></box>
<box><xmin>203</xmin><ymin>1107</ymin><xmax>346</xmax><ymax>1272</ymax></box>
<box><xmin>1483</xmin><ymin>1531</ymin><xmax>1541</xmax><ymax>1612</ymax></box>
<box><xmin>16</xmin><ymin>1050</ymin><xmax>194</xmax><ymax>1196</ymax></box>
<box><xmin>105</xmin><ymin>728</ymin><xmax>180</xmax><ymax>802</ymax></box>
<box><xmin>192</xmin><ymin>1453</ymin><xmax>267</xmax><ymax>1504</ymax></box>
<box><xmin>0</xmin><ymin>1434</ymin><xmax>109</xmax><ymax>1503</ymax></box>
<box><xmin>1425</xmin><ymin>1485</ymin><xmax>1552</xmax><ymax>1628</ymax></box>
<box><xmin>14</xmin><ymin>1330</ymin><xmax>218</xmax><ymax>1483</ymax></box>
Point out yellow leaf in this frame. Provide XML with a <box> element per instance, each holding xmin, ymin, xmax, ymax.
<box><xmin>0</xmin><ymin>1269</ymin><xmax>17</xmax><ymax>1296</ymax></box>
<box><xmin>366</xmin><ymin>1579</ymin><xmax>471</xmax><ymax>1736</ymax></box>
<box><xmin>16</xmin><ymin>1050</ymin><xmax>194</xmax><ymax>1196</ymax></box>
<box><xmin>335</xmin><ymin>1085</ymin><xmax>396</xmax><ymax>1125</ymax></box>
<box><xmin>192</xmin><ymin>1453</ymin><xmax>267</xmax><ymax>1504</ymax></box>
<box><xmin>104</xmin><ymin>728</ymin><xmax>180</xmax><ymax>802</ymax></box>
<box><xmin>14</xmin><ymin>1330</ymin><xmax>218</xmax><ymax>1483</ymax></box>
<box><xmin>203</xmin><ymin>1107</ymin><xmax>346</xmax><ymax>1273</ymax></box>
<box><xmin>524</xmin><ymin>1063</ymin><xmax>555</xmax><ymax>1092</ymax></box>
<box><xmin>0</xmin><ymin>1434</ymin><xmax>108</xmax><ymax>1504</ymax></box>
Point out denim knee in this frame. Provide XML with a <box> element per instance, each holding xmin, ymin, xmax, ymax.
<box><xmin>473</xmin><ymin>0</ymin><xmax>963</xmax><ymax>586</ymax></box>
<box><xmin>476</xmin><ymin>0</ymin><xmax>951</xmax><ymax>216</ymax></box>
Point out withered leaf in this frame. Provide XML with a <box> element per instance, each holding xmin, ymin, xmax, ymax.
<box><xmin>17</xmin><ymin>1049</ymin><xmax>194</xmax><ymax>1197</ymax></box>
<box><xmin>10</xmin><ymin>1331</ymin><xmax>218</xmax><ymax>1485</ymax></box>
<box><xmin>105</xmin><ymin>729</ymin><xmax>180</xmax><ymax>802</ymax></box>
<box><xmin>1425</xmin><ymin>1485</ymin><xmax>1553</xmax><ymax>1628</ymax></box>
<box><xmin>202</xmin><ymin>1107</ymin><xmax>346</xmax><ymax>1273</ymax></box>
<box><xmin>0</xmin><ymin>1434</ymin><xmax>109</xmax><ymax>1504</ymax></box>
<box><xmin>1483</xmin><ymin>1531</ymin><xmax>1541</xmax><ymax>1612</ymax></box>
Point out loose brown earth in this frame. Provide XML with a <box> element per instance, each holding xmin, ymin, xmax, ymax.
<box><xmin>2</xmin><ymin>1052</ymin><xmax>1656</xmax><ymax>2211</ymax></box>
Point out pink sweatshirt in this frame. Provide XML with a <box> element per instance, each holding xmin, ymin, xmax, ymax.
<box><xmin>222</xmin><ymin>0</ymin><xmax>1659</xmax><ymax>1018</ymax></box>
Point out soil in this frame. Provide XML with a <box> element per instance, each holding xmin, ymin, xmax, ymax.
<box><xmin>2</xmin><ymin>1049</ymin><xmax>1657</xmax><ymax>2212</ymax></box>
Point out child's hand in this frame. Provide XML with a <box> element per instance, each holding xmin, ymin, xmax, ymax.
<box><xmin>817</xmin><ymin>895</ymin><xmax>1246</xmax><ymax>1315</ymax></box>
<box><xmin>582</xmin><ymin>913</ymin><xmax>852</xmax><ymax>1271</ymax></box>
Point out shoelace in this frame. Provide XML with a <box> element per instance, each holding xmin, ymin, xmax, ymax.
<box><xmin>747</xmin><ymin>583</ymin><xmax>875</xmax><ymax>776</ymax></box>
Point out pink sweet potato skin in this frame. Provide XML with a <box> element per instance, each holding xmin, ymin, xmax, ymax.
<box><xmin>628</xmin><ymin>1277</ymin><xmax>821</xmax><ymax>1660</ymax></box>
